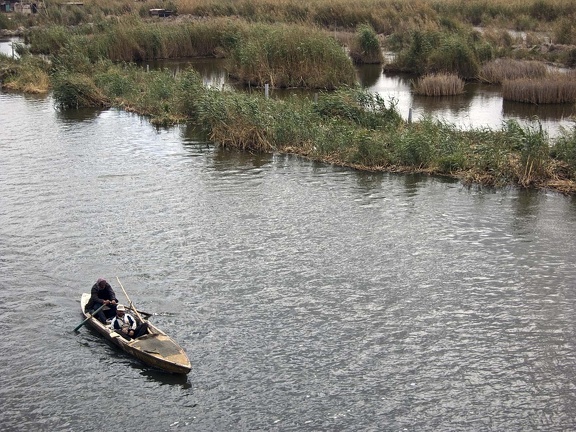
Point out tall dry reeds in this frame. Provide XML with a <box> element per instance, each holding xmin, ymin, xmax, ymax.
<box><xmin>0</xmin><ymin>54</ymin><xmax>51</xmax><ymax>93</ymax></box>
<box><xmin>412</xmin><ymin>73</ymin><xmax>465</xmax><ymax>96</ymax></box>
<box><xmin>174</xmin><ymin>0</ymin><xmax>576</xmax><ymax>30</ymax></box>
<box><xmin>503</xmin><ymin>71</ymin><xmax>576</xmax><ymax>103</ymax></box>
<box><xmin>479</xmin><ymin>58</ymin><xmax>548</xmax><ymax>84</ymax></box>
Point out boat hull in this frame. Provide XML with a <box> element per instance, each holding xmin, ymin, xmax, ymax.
<box><xmin>80</xmin><ymin>293</ymin><xmax>191</xmax><ymax>374</ymax></box>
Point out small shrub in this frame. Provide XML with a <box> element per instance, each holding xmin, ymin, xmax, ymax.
<box><xmin>314</xmin><ymin>88</ymin><xmax>402</xmax><ymax>130</ymax></box>
<box><xmin>503</xmin><ymin>120</ymin><xmax>550</xmax><ymax>185</ymax></box>
<box><xmin>529</xmin><ymin>0</ymin><xmax>559</xmax><ymax>21</ymax></box>
<box><xmin>395</xmin><ymin>30</ymin><xmax>481</xmax><ymax>78</ymax></box>
<box><xmin>553</xmin><ymin>17</ymin><xmax>576</xmax><ymax>45</ymax></box>
<box><xmin>349</xmin><ymin>24</ymin><xmax>383</xmax><ymax>64</ymax></box>
<box><xmin>227</xmin><ymin>23</ymin><xmax>356</xmax><ymax>89</ymax></box>
<box><xmin>551</xmin><ymin>126</ymin><xmax>576</xmax><ymax>176</ymax></box>
<box><xmin>52</xmin><ymin>72</ymin><xmax>110</xmax><ymax>109</ymax></box>
<box><xmin>426</xmin><ymin>34</ymin><xmax>480</xmax><ymax>79</ymax></box>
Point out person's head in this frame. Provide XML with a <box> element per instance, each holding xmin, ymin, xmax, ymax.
<box><xmin>97</xmin><ymin>278</ymin><xmax>107</xmax><ymax>290</ymax></box>
<box><xmin>116</xmin><ymin>304</ymin><xmax>126</xmax><ymax>316</ymax></box>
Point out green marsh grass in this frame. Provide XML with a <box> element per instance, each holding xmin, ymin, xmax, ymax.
<box><xmin>392</xmin><ymin>29</ymin><xmax>487</xmax><ymax>78</ymax></box>
<box><xmin>349</xmin><ymin>24</ymin><xmax>383</xmax><ymax>65</ymax></box>
<box><xmin>52</xmin><ymin>71</ymin><xmax>110</xmax><ymax>109</ymax></box>
<box><xmin>551</xmin><ymin>127</ymin><xmax>576</xmax><ymax>176</ymax></box>
<box><xmin>227</xmin><ymin>23</ymin><xmax>356</xmax><ymax>88</ymax></box>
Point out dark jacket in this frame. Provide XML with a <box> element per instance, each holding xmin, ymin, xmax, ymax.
<box><xmin>86</xmin><ymin>280</ymin><xmax>118</xmax><ymax>310</ymax></box>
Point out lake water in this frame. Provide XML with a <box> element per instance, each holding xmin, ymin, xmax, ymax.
<box><xmin>2</xmin><ymin>91</ymin><xmax>576</xmax><ymax>431</ymax></box>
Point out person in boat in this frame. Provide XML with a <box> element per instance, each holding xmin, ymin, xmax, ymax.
<box><xmin>110</xmin><ymin>304</ymin><xmax>149</xmax><ymax>340</ymax></box>
<box><xmin>86</xmin><ymin>278</ymin><xmax>118</xmax><ymax>323</ymax></box>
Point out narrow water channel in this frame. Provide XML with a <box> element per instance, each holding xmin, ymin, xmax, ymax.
<box><xmin>1</xmin><ymin>37</ymin><xmax>574</xmax><ymax>136</ymax></box>
<box><xmin>146</xmin><ymin>57</ymin><xmax>576</xmax><ymax>138</ymax></box>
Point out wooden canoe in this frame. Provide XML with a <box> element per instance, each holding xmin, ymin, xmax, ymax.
<box><xmin>80</xmin><ymin>293</ymin><xmax>191</xmax><ymax>374</ymax></box>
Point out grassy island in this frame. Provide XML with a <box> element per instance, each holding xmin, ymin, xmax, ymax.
<box><xmin>1</xmin><ymin>0</ymin><xmax>575</xmax><ymax>193</ymax></box>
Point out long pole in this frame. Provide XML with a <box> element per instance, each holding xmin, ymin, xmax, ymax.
<box><xmin>73</xmin><ymin>303</ymin><xmax>106</xmax><ymax>332</ymax></box>
<box><xmin>116</xmin><ymin>276</ymin><xmax>146</xmax><ymax>324</ymax></box>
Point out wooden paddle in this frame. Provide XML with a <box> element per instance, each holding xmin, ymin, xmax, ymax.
<box><xmin>116</xmin><ymin>276</ymin><xmax>146</xmax><ymax>324</ymax></box>
<box><xmin>73</xmin><ymin>303</ymin><xmax>106</xmax><ymax>332</ymax></box>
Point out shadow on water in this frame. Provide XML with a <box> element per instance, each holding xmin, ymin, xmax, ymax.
<box><xmin>138</xmin><ymin>367</ymin><xmax>192</xmax><ymax>389</ymax></box>
<box><xmin>81</xmin><ymin>325</ymin><xmax>191</xmax><ymax>387</ymax></box>
<box><xmin>353</xmin><ymin>171</ymin><xmax>386</xmax><ymax>190</ymax></box>
<box><xmin>211</xmin><ymin>148</ymin><xmax>273</xmax><ymax>170</ymax></box>
<box><xmin>357</xmin><ymin>63</ymin><xmax>384</xmax><ymax>88</ymax></box>
<box><xmin>503</xmin><ymin>100</ymin><xmax>576</xmax><ymax>122</ymax></box>
<box><xmin>55</xmin><ymin>106</ymin><xmax>106</xmax><ymax>123</ymax></box>
<box><xmin>180</xmin><ymin>123</ymin><xmax>213</xmax><ymax>147</ymax></box>
<box><xmin>402</xmin><ymin>173</ymin><xmax>426</xmax><ymax>197</ymax></box>
<box><xmin>510</xmin><ymin>189</ymin><xmax>543</xmax><ymax>236</ymax></box>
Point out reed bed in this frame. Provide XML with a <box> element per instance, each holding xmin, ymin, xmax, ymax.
<box><xmin>4</xmin><ymin>50</ymin><xmax>575</xmax><ymax>192</ymax></box>
<box><xmin>503</xmin><ymin>72</ymin><xmax>576</xmax><ymax>104</ymax></box>
<box><xmin>227</xmin><ymin>23</ymin><xmax>356</xmax><ymax>88</ymax></box>
<box><xmin>26</xmin><ymin>19</ymin><xmax>357</xmax><ymax>89</ymax></box>
<box><xmin>479</xmin><ymin>58</ymin><xmax>548</xmax><ymax>84</ymax></box>
<box><xmin>52</xmin><ymin>71</ymin><xmax>110</xmax><ymax>109</ymax></box>
<box><xmin>412</xmin><ymin>73</ymin><xmax>465</xmax><ymax>96</ymax></box>
<box><xmin>174</xmin><ymin>0</ymin><xmax>576</xmax><ymax>31</ymax></box>
<box><xmin>0</xmin><ymin>54</ymin><xmax>50</xmax><ymax>93</ymax></box>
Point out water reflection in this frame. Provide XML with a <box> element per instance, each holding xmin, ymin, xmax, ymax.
<box><xmin>503</xmin><ymin>99</ymin><xmax>576</xmax><ymax>121</ymax></box>
<box><xmin>353</xmin><ymin>171</ymin><xmax>385</xmax><ymax>190</ymax></box>
<box><xmin>0</xmin><ymin>37</ymin><xmax>20</xmax><ymax>58</ymax></box>
<box><xmin>139</xmin><ymin>368</ymin><xmax>192</xmax><ymax>388</ymax></box>
<box><xmin>402</xmin><ymin>173</ymin><xmax>426</xmax><ymax>197</ymax></box>
<box><xmin>145</xmin><ymin>58</ymin><xmax>229</xmax><ymax>89</ymax></box>
<box><xmin>180</xmin><ymin>123</ymin><xmax>212</xmax><ymax>146</ymax></box>
<box><xmin>211</xmin><ymin>147</ymin><xmax>273</xmax><ymax>169</ymax></box>
<box><xmin>356</xmin><ymin>63</ymin><xmax>383</xmax><ymax>87</ymax></box>
<box><xmin>55</xmin><ymin>106</ymin><xmax>105</xmax><ymax>123</ymax></box>
<box><xmin>510</xmin><ymin>190</ymin><xmax>543</xmax><ymax>236</ymax></box>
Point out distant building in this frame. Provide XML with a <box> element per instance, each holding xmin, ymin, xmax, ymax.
<box><xmin>1</xmin><ymin>1</ymin><xmax>39</xmax><ymax>14</ymax></box>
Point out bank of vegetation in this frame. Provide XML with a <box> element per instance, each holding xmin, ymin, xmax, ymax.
<box><xmin>1</xmin><ymin>0</ymin><xmax>576</xmax><ymax>193</ymax></box>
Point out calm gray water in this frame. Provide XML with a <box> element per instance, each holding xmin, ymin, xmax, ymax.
<box><xmin>1</xmin><ymin>91</ymin><xmax>576</xmax><ymax>432</ymax></box>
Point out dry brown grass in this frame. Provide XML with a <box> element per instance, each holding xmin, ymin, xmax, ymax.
<box><xmin>503</xmin><ymin>71</ymin><xmax>576</xmax><ymax>103</ymax></box>
<box><xmin>412</xmin><ymin>73</ymin><xmax>465</xmax><ymax>96</ymax></box>
<box><xmin>1</xmin><ymin>64</ymin><xmax>50</xmax><ymax>93</ymax></box>
<box><xmin>479</xmin><ymin>58</ymin><xmax>548</xmax><ymax>84</ymax></box>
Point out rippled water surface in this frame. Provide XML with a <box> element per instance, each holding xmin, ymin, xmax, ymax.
<box><xmin>2</xmin><ymin>92</ymin><xmax>576</xmax><ymax>431</ymax></box>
